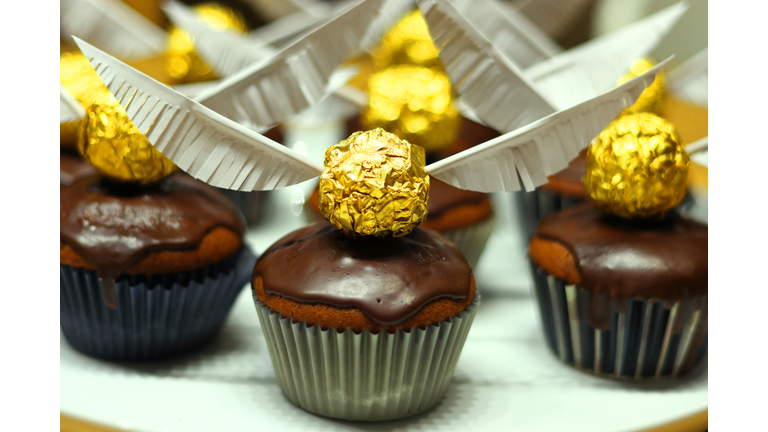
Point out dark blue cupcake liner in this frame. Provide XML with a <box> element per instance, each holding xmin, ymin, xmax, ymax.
<box><xmin>529</xmin><ymin>264</ymin><xmax>707</xmax><ymax>379</ymax></box>
<box><xmin>515</xmin><ymin>190</ymin><xmax>582</xmax><ymax>244</ymax></box>
<box><xmin>60</xmin><ymin>247</ymin><xmax>257</xmax><ymax>360</ymax></box>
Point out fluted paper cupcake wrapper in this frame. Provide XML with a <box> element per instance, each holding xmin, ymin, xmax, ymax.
<box><xmin>515</xmin><ymin>190</ymin><xmax>583</xmax><ymax>243</ymax></box>
<box><xmin>438</xmin><ymin>215</ymin><xmax>495</xmax><ymax>268</ymax></box>
<box><xmin>60</xmin><ymin>248</ymin><xmax>256</xmax><ymax>360</ymax></box>
<box><xmin>253</xmin><ymin>295</ymin><xmax>480</xmax><ymax>421</ymax></box>
<box><xmin>529</xmin><ymin>265</ymin><xmax>707</xmax><ymax>379</ymax></box>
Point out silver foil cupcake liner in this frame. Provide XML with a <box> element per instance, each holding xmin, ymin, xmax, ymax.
<box><xmin>438</xmin><ymin>215</ymin><xmax>495</xmax><ymax>268</ymax></box>
<box><xmin>60</xmin><ymin>248</ymin><xmax>256</xmax><ymax>360</ymax></box>
<box><xmin>515</xmin><ymin>190</ymin><xmax>582</xmax><ymax>243</ymax></box>
<box><xmin>253</xmin><ymin>295</ymin><xmax>480</xmax><ymax>421</ymax></box>
<box><xmin>529</xmin><ymin>265</ymin><xmax>707</xmax><ymax>379</ymax></box>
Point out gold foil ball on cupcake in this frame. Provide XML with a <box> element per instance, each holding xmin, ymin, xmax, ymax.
<box><xmin>60</xmin><ymin>52</ymin><xmax>114</xmax><ymax>149</ymax></box>
<box><xmin>372</xmin><ymin>10</ymin><xmax>442</xmax><ymax>70</ymax></box>
<box><xmin>78</xmin><ymin>100</ymin><xmax>177</xmax><ymax>184</ymax></box>
<box><xmin>583</xmin><ymin>113</ymin><xmax>689</xmax><ymax>219</ymax></box>
<box><xmin>319</xmin><ymin>128</ymin><xmax>430</xmax><ymax>238</ymax></box>
<box><xmin>361</xmin><ymin>65</ymin><xmax>459</xmax><ymax>154</ymax></box>
<box><xmin>616</xmin><ymin>58</ymin><xmax>666</xmax><ymax>116</ymax></box>
<box><xmin>165</xmin><ymin>3</ymin><xmax>248</xmax><ymax>83</ymax></box>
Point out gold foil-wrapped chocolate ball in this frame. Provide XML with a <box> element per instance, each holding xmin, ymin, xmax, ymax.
<box><xmin>79</xmin><ymin>100</ymin><xmax>177</xmax><ymax>184</ymax></box>
<box><xmin>372</xmin><ymin>10</ymin><xmax>442</xmax><ymax>70</ymax></box>
<box><xmin>60</xmin><ymin>52</ymin><xmax>114</xmax><ymax>150</ymax></box>
<box><xmin>584</xmin><ymin>113</ymin><xmax>689</xmax><ymax>219</ymax></box>
<box><xmin>165</xmin><ymin>3</ymin><xmax>248</xmax><ymax>83</ymax></box>
<box><xmin>362</xmin><ymin>65</ymin><xmax>460</xmax><ymax>154</ymax></box>
<box><xmin>617</xmin><ymin>58</ymin><xmax>666</xmax><ymax>116</ymax></box>
<box><xmin>319</xmin><ymin>128</ymin><xmax>430</xmax><ymax>237</ymax></box>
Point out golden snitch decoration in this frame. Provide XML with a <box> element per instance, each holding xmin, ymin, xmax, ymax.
<box><xmin>583</xmin><ymin>113</ymin><xmax>689</xmax><ymax>219</ymax></box>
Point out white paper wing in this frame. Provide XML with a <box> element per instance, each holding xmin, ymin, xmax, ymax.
<box><xmin>164</xmin><ymin>1</ymin><xmax>277</xmax><ymax>78</ymax></box>
<box><xmin>196</xmin><ymin>0</ymin><xmax>384</xmax><ymax>130</ymax></box>
<box><xmin>417</xmin><ymin>0</ymin><xmax>556</xmax><ymax>134</ymax></box>
<box><xmin>242</xmin><ymin>0</ymin><xmax>329</xmax><ymax>21</ymax></box>
<box><xmin>667</xmin><ymin>48</ymin><xmax>708</xmax><ymax>108</ymax></box>
<box><xmin>247</xmin><ymin>8</ymin><xmax>328</xmax><ymax>47</ymax></box>
<box><xmin>60</xmin><ymin>0</ymin><xmax>166</xmax><ymax>60</ymax></box>
<box><xmin>287</xmin><ymin>67</ymin><xmax>362</xmax><ymax>127</ymax></box>
<box><xmin>687</xmin><ymin>136</ymin><xmax>708</xmax><ymax>167</ymax></box>
<box><xmin>512</xmin><ymin>0</ymin><xmax>592</xmax><ymax>39</ymax></box>
<box><xmin>360</xmin><ymin>0</ymin><xmax>416</xmax><ymax>52</ymax></box>
<box><xmin>60</xmin><ymin>84</ymin><xmax>85</xmax><ymax>123</ymax></box>
<box><xmin>74</xmin><ymin>38</ymin><xmax>324</xmax><ymax>191</ymax></box>
<box><xmin>426</xmin><ymin>60</ymin><xmax>669</xmax><ymax>192</ymax></box>
<box><xmin>525</xmin><ymin>1</ymin><xmax>687</xmax><ymax>111</ymax></box>
<box><xmin>447</xmin><ymin>0</ymin><xmax>560</xmax><ymax>68</ymax></box>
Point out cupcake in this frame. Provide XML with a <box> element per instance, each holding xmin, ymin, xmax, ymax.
<box><xmin>60</xmin><ymin>149</ymin><xmax>96</xmax><ymax>188</ymax></box>
<box><xmin>527</xmin><ymin>114</ymin><xmax>707</xmax><ymax>379</ymax></box>
<box><xmin>59</xmin><ymin>100</ymin><xmax>255</xmax><ymax>360</ymax></box>
<box><xmin>254</xmin><ymin>129</ymin><xmax>479</xmax><ymax>421</ymax></box>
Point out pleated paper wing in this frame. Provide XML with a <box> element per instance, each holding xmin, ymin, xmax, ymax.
<box><xmin>60</xmin><ymin>0</ymin><xmax>166</xmax><ymax>60</ymax></box>
<box><xmin>241</xmin><ymin>0</ymin><xmax>330</xmax><ymax>21</ymax></box>
<box><xmin>60</xmin><ymin>84</ymin><xmax>85</xmax><ymax>124</ymax></box>
<box><xmin>446</xmin><ymin>0</ymin><xmax>560</xmax><ymax>68</ymax></box>
<box><xmin>513</xmin><ymin>0</ymin><xmax>593</xmax><ymax>39</ymax></box>
<box><xmin>163</xmin><ymin>0</ymin><xmax>278</xmax><ymax>78</ymax></box>
<box><xmin>417</xmin><ymin>0</ymin><xmax>556</xmax><ymax>134</ymax></box>
<box><xmin>195</xmin><ymin>0</ymin><xmax>384</xmax><ymax>130</ymax></box>
<box><xmin>524</xmin><ymin>2</ymin><xmax>687</xmax><ymax>110</ymax></box>
<box><xmin>425</xmin><ymin>60</ymin><xmax>670</xmax><ymax>192</ymax></box>
<box><xmin>74</xmin><ymin>38</ymin><xmax>324</xmax><ymax>191</ymax></box>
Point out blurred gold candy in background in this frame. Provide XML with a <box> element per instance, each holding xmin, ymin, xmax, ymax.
<box><xmin>616</xmin><ymin>58</ymin><xmax>666</xmax><ymax>116</ymax></box>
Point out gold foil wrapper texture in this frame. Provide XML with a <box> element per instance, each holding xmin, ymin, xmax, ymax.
<box><xmin>584</xmin><ymin>113</ymin><xmax>689</xmax><ymax>219</ymax></box>
<box><xmin>79</xmin><ymin>100</ymin><xmax>177</xmax><ymax>184</ymax></box>
<box><xmin>362</xmin><ymin>65</ymin><xmax>460</xmax><ymax>154</ymax></box>
<box><xmin>319</xmin><ymin>128</ymin><xmax>430</xmax><ymax>237</ymax></box>
<box><xmin>165</xmin><ymin>3</ymin><xmax>248</xmax><ymax>83</ymax></box>
<box><xmin>617</xmin><ymin>58</ymin><xmax>666</xmax><ymax>116</ymax></box>
<box><xmin>372</xmin><ymin>10</ymin><xmax>443</xmax><ymax>71</ymax></box>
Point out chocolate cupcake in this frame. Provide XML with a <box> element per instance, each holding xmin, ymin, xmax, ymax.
<box><xmin>527</xmin><ymin>114</ymin><xmax>707</xmax><ymax>379</ymax></box>
<box><xmin>254</xmin><ymin>129</ymin><xmax>479</xmax><ymax>421</ymax></box>
<box><xmin>60</xmin><ymin>149</ymin><xmax>96</xmax><ymax>188</ymax></box>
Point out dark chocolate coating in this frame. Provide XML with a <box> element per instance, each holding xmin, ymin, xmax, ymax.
<box><xmin>60</xmin><ymin>150</ymin><xmax>96</xmax><ymax>187</ymax></box>
<box><xmin>536</xmin><ymin>203</ymin><xmax>707</xmax><ymax>300</ymax></box>
<box><xmin>254</xmin><ymin>222</ymin><xmax>473</xmax><ymax>325</ymax></box>
<box><xmin>60</xmin><ymin>174</ymin><xmax>246</xmax><ymax>307</ymax></box>
<box><xmin>427</xmin><ymin>178</ymin><xmax>487</xmax><ymax>219</ymax></box>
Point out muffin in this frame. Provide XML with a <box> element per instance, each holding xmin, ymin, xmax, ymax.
<box><xmin>60</xmin><ymin>149</ymin><xmax>96</xmax><ymax>188</ymax></box>
<box><xmin>252</xmin><ymin>222</ymin><xmax>478</xmax><ymax>420</ymax></box>
<box><xmin>528</xmin><ymin>203</ymin><xmax>707</xmax><ymax>378</ymax></box>
<box><xmin>527</xmin><ymin>114</ymin><xmax>707</xmax><ymax>379</ymax></box>
<box><xmin>60</xmin><ymin>173</ymin><xmax>255</xmax><ymax>360</ymax></box>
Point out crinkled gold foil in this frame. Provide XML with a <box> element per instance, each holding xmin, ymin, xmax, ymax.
<box><xmin>617</xmin><ymin>58</ymin><xmax>666</xmax><ymax>116</ymax></box>
<box><xmin>319</xmin><ymin>128</ymin><xmax>430</xmax><ymax>237</ymax></box>
<box><xmin>165</xmin><ymin>3</ymin><xmax>248</xmax><ymax>83</ymax></box>
<box><xmin>584</xmin><ymin>113</ymin><xmax>689</xmax><ymax>219</ymax></box>
<box><xmin>60</xmin><ymin>52</ymin><xmax>114</xmax><ymax>108</ymax></box>
<box><xmin>79</xmin><ymin>100</ymin><xmax>177</xmax><ymax>184</ymax></box>
<box><xmin>362</xmin><ymin>65</ymin><xmax>459</xmax><ymax>154</ymax></box>
<box><xmin>372</xmin><ymin>9</ymin><xmax>443</xmax><ymax>71</ymax></box>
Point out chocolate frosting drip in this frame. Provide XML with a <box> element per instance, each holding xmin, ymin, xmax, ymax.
<box><xmin>60</xmin><ymin>174</ymin><xmax>246</xmax><ymax>308</ymax></box>
<box><xmin>535</xmin><ymin>203</ymin><xmax>707</xmax><ymax>329</ymax></box>
<box><xmin>255</xmin><ymin>222</ymin><xmax>472</xmax><ymax>325</ymax></box>
<box><xmin>60</xmin><ymin>150</ymin><xmax>97</xmax><ymax>187</ymax></box>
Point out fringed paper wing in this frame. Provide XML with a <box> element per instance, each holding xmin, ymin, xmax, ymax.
<box><xmin>447</xmin><ymin>0</ymin><xmax>560</xmax><ymax>68</ymax></box>
<box><xmin>417</xmin><ymin>0</ymin><xmax>556</xmax><ymax>134</ymax></box>
<box><xmin>164</xmin><ymin>1</ymin><xmax>277</xmax><ymax>78</ymax></box>
<box><xmin>687</xmin><ymin>136</ymin><xmax>708</xmax><ymax>168</ymax></box>
<box><xmin>246</xmin><ymin>7</ymin><xmax>330</xmax><ymax>47</ymax></box>
<box><xmin>525</xmin><ymin>2</ymin><xmax>687</xmax><ymax>110</ymax></box>
<box><xmin>667</xmin><ymin>48</ymin><xmax>708</xmax><ymax>107</ymax></box>
<box><xmin>60</xmin><ymin>0</ymin><xmax>166</xmax><ymax>60</ymax></box>
<box><xmin>60</xmin><ymin>84</ymin><xmax>85</xmax><ymax>123</ymax></box>
<box><xmin>74</xmin><ymin>38</ymin><xmax>324</xmax><ymax>191</ymax></box>
<box><xmin>426</xmin><ymin>60</ymin><xmax>669</xmax><ymax>192</ymax></box>
<box><xmin>650</xmin><ymin>0</ymin><xmax>707</xmax><ymax>70</ymax></box>
<box><xmin>360</xmin><ymin>0</ymin><xmax>416</xmax><ymax>52</ymax></box>
<box><xmin>195</xmin><ymin>0</ymin><xmax>384</xmax><ymax>130</ymax></box>
<box><xmin>288</xmin><ymin>67</ymin><xmax>362</xmax><ymax>126</ymax></box>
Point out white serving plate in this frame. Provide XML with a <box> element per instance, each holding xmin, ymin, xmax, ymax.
<box><xmin>60</xmin><ymin>125</ymin><xmax>707</xmax><ymax>432</ymax></box>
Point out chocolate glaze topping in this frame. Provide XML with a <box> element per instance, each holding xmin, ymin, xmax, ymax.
<box><xmin>60</xmin><ymin>150</ymin><xmax>97</xmax><ymax>187</ymax></box>
<box><xmin>60</xmin><ymin>174</ymin><xmax>246</xmax><ymax>308</ymax></box>
<box><xmin>254</xmin><ymin>222</ymin><xmax>472</xmax><ymax>325</ymax></box>
<box><xmin>535</xmin><ymin>203</ymin><xmax>707</xmax><ymax>329</ymax></box>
